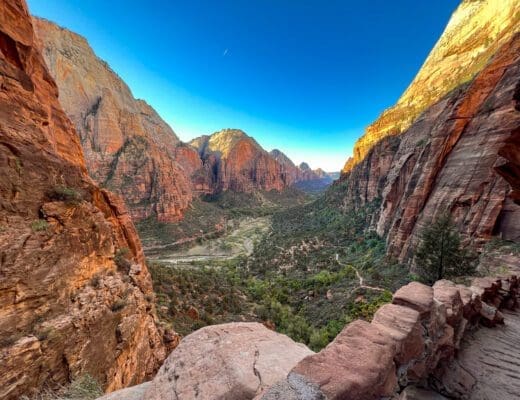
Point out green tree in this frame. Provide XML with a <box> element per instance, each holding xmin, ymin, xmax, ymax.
<box><xmin>415</xmin><ymin>214</ymin><xmax>476</xmax><ymax>284</ymax></box>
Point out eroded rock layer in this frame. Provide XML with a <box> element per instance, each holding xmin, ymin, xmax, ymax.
<box><xmin>0</xmin><ymin>2</ymin><xmax>167</xmax><ymax>398</ymax></box>
<box><xmin>190</xmin><ymin>129</ymin><xmax>317</xmax><ymax>193</ymax></box>
<box><xmin>344</xmin><ymin>0</ymin><xmax>520</xmax><ymax>173</ymax></box>
<box><xmin>33</xmin><ymin>18</ymin><xmax>198</xmax><ymax>222</ymax></box>
<box><xmin>340</xmin><ymin>32</ymin><xmax>520</xmax><ymax>262</ymax></box>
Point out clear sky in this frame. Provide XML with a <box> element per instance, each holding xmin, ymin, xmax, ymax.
<box><xmin>27</xmin><ymin>0</ymin><xmax>460</xmax><ymax>171</ymax></box>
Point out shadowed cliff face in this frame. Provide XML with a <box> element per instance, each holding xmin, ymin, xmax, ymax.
<box><xmin>340</xmin><ymin>33</ymin><xmax>520</xmax><ymax>262</ymax></box>
<box><xmin>0</xmin><ymin>2</ymin><xmax>168</xmax><ymax>398</ymax></box>
<box><xmin>32</xmin><ymin>21</ymin><xmax>324</xmax><ymax>221</ymax></box>
<box><xmin>33</xmin><ymin>18</ymin><xmax>199</xmax><ymax>223</ymax></box>
<box><xmin>344</xmin><ymin>0</ymin><xmax>520</xmax><ymax>173</ymax></box>
<box><xmin>189</xmin><ymin>129</ymin><xmax>320</xmax><ymax>193</ymax></box>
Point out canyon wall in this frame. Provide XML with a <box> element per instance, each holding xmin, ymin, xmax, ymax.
<box><xmin>344</xmin><ymin>0</ymin><xmax>520</xmax><ymax>173</ymax></box>
<box><xmin>190</xmin><ymin>129</ymin><xmax>319</xmax><ymax>193</ymax></box>
<box><xmin>33</xmin><ymin>22</ymin><xmax>325</xmax><ymax>222</ymax></box>
<box><xmin>33</xmin><ymin>18</ymin><xmax>201</xmax><ymax>223</ymax></box>
<box><xmin>340</xmin><ymin>25</ymin><xmax>520</xmax><ymax>262</ymax></box>
<box><xmin>0</xmin><ymin>2</ymin><xmax>169</xmax><ymax>398</ymax></box>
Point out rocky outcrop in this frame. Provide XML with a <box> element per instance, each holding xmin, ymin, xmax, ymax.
<box><xmin>0</xmin><ymin>2</ymin><xmax>168</xmax><ymax>398</ymax></box>
<box><xmin>190</xmin><ymin>129</ymin><xmax>296</xmax><ymax>193</ymax></box>
<box><xmin>99</xmin><ymin>322</ymin><xmax>314</xmax><ymax>400</ymax></box>
<box><xmin>33</xmin><ymin>18</ymin><xmax>197</xmax><ymax>222</ymax></box>
<box><xmin>259</xmin><ymin>276</ymin><xmax>519</xmax><ymax>400</ymax></box>
<box><xmin>344</xmin><ymin>0</ymin><xmax>520</xmax><ymax>173</ymax></box>
<box><xmin>339</xmin><ymin>31</ymin><xmax>520</xmax><ymax>262</ymax></box>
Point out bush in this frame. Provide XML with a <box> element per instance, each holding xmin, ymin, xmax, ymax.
<box><xmin>63</xmin><ymin>374</ymin><xmax>103</xmax><ymax>399</ymax></box>
<box><xmin>114</xmin><ymin>248</ymin><xmax>131</xmax><ymax>272</ymax></box>
<box><xmin>31</xmin><ymin>220</ymin><xmax>49</xmax><ymax>232</ymax></box>
<box><xmin>49</xmin><ymin>185</ymin><xmax>83</xmax><ymax>204</ymax></box>
<box><xmin>90</xmin><ymin>275</ymin><xmax>101</xmax><ymax>289</ymax></box>
<box><xmin>111</xmin><ymin>298</ymin><xmax>127</xmax><ymax>312</ymax></box>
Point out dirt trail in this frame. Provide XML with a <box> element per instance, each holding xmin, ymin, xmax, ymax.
<box><xmin>336</xmin><ymin>254</ymin><xmax>386</xmax><ymax>292</ymax></box>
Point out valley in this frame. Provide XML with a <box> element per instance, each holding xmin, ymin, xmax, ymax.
<box><xmin>1</xmin><ymin>0</ymin><xmax>519</xmax><ymax>399</ymax></box>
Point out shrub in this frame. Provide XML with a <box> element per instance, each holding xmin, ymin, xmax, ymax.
<box><xmin>114</xmin><ymin>248</ymin><xmax>131</xmax><ymax>272</ymax></box>
<box><xmin>64</xmin><ymin>374</ymin><xmax>103</xmax><ymax>399</ymax></box>
<box><xmin>49</xmin><ymin>185</ymin><xmax>83</xmax><ymax>204</ymax></box>
<box><xmin>90</xmin><ymin>275</ymin><xmax>101</xmax><ymax>289</ymax></box>
<box><xmin>111</xmin><ymin>298</ymin><xmax>127</xmax><ymax>312</ymax></box>
<box><xmin>31</xmin><ymin>220</ymin><xmax>49</xmax><ymax>232</ymax></box>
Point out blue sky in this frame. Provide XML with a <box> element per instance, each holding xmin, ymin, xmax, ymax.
<box><xmin>28</xmin><ymin>0</ymin><xmax>460</xmax><ymax>171</ymax></box>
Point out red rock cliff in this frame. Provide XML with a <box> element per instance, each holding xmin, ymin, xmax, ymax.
<box><xmin>190</xmin><ymin>129</ymin><xmax>293</xmax><ymax>193</ymax></box>
<box><xmin>0</xmin><ymin>1</ymin><xmax>167</xmax><ymax>398</ymax></box>
<box><xmin>340</xmin><ymin>33</ymin><xmax>520</xmax><ymax>262</ymax></box>
<box><xmin>33</xmin><ymin>18</ymin><xmax>196</xmax><ymax>223</ymax></box>
<box><xmin>344</xmin><ymin>0</ymin><xmax>520</xmax><ymax>173</ymax></box>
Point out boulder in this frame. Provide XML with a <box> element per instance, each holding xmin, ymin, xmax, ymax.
<box><xmin>144</xmin><ymin>322</ymin><xmax>313</xmax><ymax>400</ymax></box>
<box><xmin>393</xmin><ymin>282</ymin><xmax>434</xmax><ymax>317</ymax></box>
<box><xmin>290</xmin><ymin>320</ymin><xmax>397</xmax><ymax>400</ymax></box>
<box><xmin>371</xmin><ymin>304</ymin><xmax>424</xmax><ymax>365</ymax></box>
<box><xmin>97</xmin><ymin>383</ymin><xmax>151</xmax><ymax>400</ymax></box>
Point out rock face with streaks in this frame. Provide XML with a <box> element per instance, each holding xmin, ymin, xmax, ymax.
<box><xmin>33</xmin><ymin>18</ymin><xmax>197</xmax><ymax>222</ymax></box>
<box><xmin>0</xmin><ymin>2</ymin><xmax>167</xmax><ymax>398</ymax></box>
<box><xmin>190</xmin><ymin>129</ymin><xmax>315</xmax><ymax>193</ymax></box>
<box><xmin>104</xmin><ymin>322</ymin><xmax>314</xmax><ymax>400</ymax></box>
<box><xmin>339</xmin><ymin>28</ymin><xmax>520</xmax><ymax>262</ymax></box>
<box><xmin>30</xmin><ymin>21</ymin><xmax>325</xmax><ymax>220</ymax></box>
<box><xmin>344</xmin><ymin>0</ymin><xmax>520</xmax><ymax>173</ymax></box>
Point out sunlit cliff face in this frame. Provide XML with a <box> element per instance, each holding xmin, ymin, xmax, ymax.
<box><xmin>343</xmin><ymin>0</ymin><xmax>520</xmax><ymax>173</ymax></box>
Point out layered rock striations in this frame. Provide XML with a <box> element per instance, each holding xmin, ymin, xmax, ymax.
<box><xmin>31</xmin><ymin>21</ymin><xmax>324</xmax><ymax>220</ymax></box>
<box><xmin>190</xmin><ymin>129</ymin><xmax>319</xmax><ymax>193</ymax></box>
<box><xmin>0</xmin><ymin>2</ymin><xmax>167</xmax><ymax>398</ymax></box>
<box><xmin>33</xmin><ymin>18</ymin><xmax>199</xmax><ymax>222</ymax></box>
<box><xmin>340</xmin><ymin>31</ymin><xmax>520</xmax><ymax>262</ymax></box>
<box><xmin>344</xmin><ymin>0</ymin><xmax>520</xmax><ymax>173</ymax></box>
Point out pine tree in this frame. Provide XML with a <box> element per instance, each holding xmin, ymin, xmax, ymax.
<box><xmin>415</xmin><ymin>214</ymin><xmax>476</xmax><ymax>284</ymax></box>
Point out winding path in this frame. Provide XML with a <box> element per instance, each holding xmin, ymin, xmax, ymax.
<box><xmin>335</xmin><ymin>254</ymin><xmax>386</xmax><ymax>292</ymax></box>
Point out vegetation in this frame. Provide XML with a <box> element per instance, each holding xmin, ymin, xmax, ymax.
<box><xmin>49</xmin><ymin>185</ymin><xmax>83</xmax><ymax>204</ymax></box>
<box><xmin>111</xmin><ymin>298</ymin><xmax>127</xmax><ymax>312</ymax></box>
<box><xmin>31</xmin><ymin>219</ymin><xmax>49</xmax><ymax>232</ymax></box>
<box><xmin>149</xmin><ymin>180</ymin><xmax>411</xmax><ymax>351</ymax></box>
<box><xmin>137</xmin><ymin>188</ymin><xmax>309</xmax><ymax>249</ymax></box>
<box><xmin>415</xmin><ymin>214</ymin><xmax>477</xmax><ymax>284</ymax></box>
<box><xmin>114</xmin><ymin>247</ymin><xmax>131</xmax><ymax>272</ymax></box>
<box><xmin>20</xmin><ymin>375</ymin><xmax>103</xmax><ymax>400</ymax></box>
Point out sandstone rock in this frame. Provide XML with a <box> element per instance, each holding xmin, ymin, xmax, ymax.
<box><xmin>291</xmin><ymin>320</ymin><xmax>397</xmax><ymax>400</ymax></box>
<box><xmin>97</xmin><ymin>382</ymin><xmax>151</xmax><ymax>400</ymax></box>
<box><xmin>0</xmin><ymin>2</ymin><xmax>165</xmax><ymax>397</ymax></box>
<box><xmin>343</xmin><ymin>0</ymin><xmax>520</xmax><ymax>173</ymax></box>
<box><xmin>392</xmin><ymin>282</ymin><xmax>434</xmax><ymax>316</ymax></box>
<box><xmin>33</xmin><ymin>18</ymin><xmax>195</xmax><ymax>223</ymax></box>
<box><xmin>371</xmin><ymin>304</ymin><xmax>424</xmax><ymax>365</ymax></box>
<box><xmin>338</xmin><ymin>30</ymin><xmax>520</xmax><ymax>263</ymax></box>
<box><xmin>190</xmin><ymin>129</ymin><xmax>293</xmax><ymax>193</ymax></box>
<box><xmin>144</xmin><ymin>322</ymin><xmax>313</xmax><ymax>400</ymax></box>
<box><xmin>433</xmin><ymin>280</ymin><xmax>464</xmax><ymax>328</ymax></box>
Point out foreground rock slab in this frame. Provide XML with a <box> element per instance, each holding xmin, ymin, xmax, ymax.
<box><xmin>143</xmin><ymin>322</ymin><xmax>313</xmax><ymax>400</ymax></box>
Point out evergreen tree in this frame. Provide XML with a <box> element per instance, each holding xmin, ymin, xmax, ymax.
<box><xmin>415</xmin><ymin>214</ymin><xmax>476</xmax><ymax>284</ymax></box>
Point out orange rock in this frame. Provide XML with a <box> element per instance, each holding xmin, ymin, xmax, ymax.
<box><xmin>0</xmin><ymin>2</ymin><xmax>167</xmax><ymax>398</ymax></box>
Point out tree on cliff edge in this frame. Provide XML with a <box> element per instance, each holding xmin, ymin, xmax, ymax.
<box><xmin>415</xmin><ymin>214</ymin><xmax>476</xmax><ymax>284</ymax></box>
